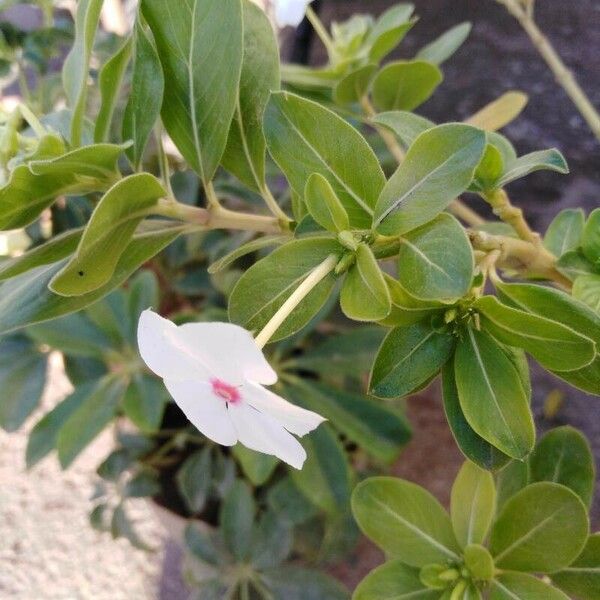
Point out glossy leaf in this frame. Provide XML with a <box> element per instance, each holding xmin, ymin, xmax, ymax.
<box><xmin>372</xmin><ymin>60</ymin><xmax>443</xmax><ymax>112</ymax></box>
<box><xmin>454</xmin><ymin>328</ymin><xmax>534</xmax><ymax>459</ymax></box>
<box><xmin>221</xmin><ymin>0</ymin><xmax>279</xmax><ymax>191</ymax></box>
<box><xmin>305</xmin><ymin>173</ymin><xmax>350</xmax><ymax>233</ymax></box>
<box><xmin>334</xmin><ymin>64</ymin><xmax>377</xmax><ymax>105</ymax></box>
<box><xmin>142</xmin><ymin>0</ymin><xmax>243</xmax><ymax>182</ymax></box>
<box><xmin>416</xmin><ymin>22</ymin><xmax>472</xmax><ymax>64</ymax></box>
<box><xmin>582</xmin><ymin>208</ymin><xmax>600</xmax><ymax>265</ymax></box>
<box><xmin>370</xmin><ymin>321</ymin><xmax>455</xmax><ymax>398</ymax></box>
<box><xmin>374</xmin><ymin>124</ymin><xmax>486</xmax><ymax>235</ymax></box>
<box><xmin>397</xmin><ymin>213</ymin><xmax>474</xmax><ymax>301</ymax></box>
<box><xmin>466</xmin><ymin>92</ymin><xmax>528</xmax><ymax>132</ymax></box>
<box><xmin>529</xmin><ymin>426</ymin><xmax>595</xmax><ymax>508</ymax></box>
<box><xmin>490</xmin><ymin>482</ymin><xmax>589</xmax><ymax>573</ymax></box>
<box><xmin>264</xmin><ymin>91</ymin><xmax>385</xmax><ymax>228</ymax></box>
<box><xmin>122</xmin><ymin>21</ymin><xmax>164</xmax><ymax>169</ymax></box>
<box><xmin>341</xmin><ymin>244</ymin><xmax>391</xmax><ymax>321</ymax></box>
<box><xmin>50</xmin><ymin>174</ymin><xmax>166</xmax><ymax>296</ymax></box>
<box><xmin>491</xmin><ymin>573</ymin><xmax>570</xmax><ymax>600</ymax></box>
<box><xmin>552</xmin><ymin>533</ymin><xmax>600</xmax><ymax>600</ymax></box>
<box><xmin>544</xmin><ymin>208</ymin><xmax>585</xmax><ymax>257</ymax></box>
<box><xmin>352</xmin><ymin>477</ymin><xmax>461</xmax><ymax>566</ymax></box>
<box><xmin>497</xmin><ymin>149</ymin><xmax>569</xmax><ymax>188</ymax></box>
<box><xmin>354</xmin><ymin>560</ymin><xmax>438</xmax><ymax>600</ymax></box>
<box><xmin>451</xmin><ymin>461</ymin><xmax>496</xmax><ymax>548</ymax></box>
<box><xmin>176</xmin><ymin>447</ymin><xmax>213</xmax><ymax>514</ymax></box>
<box><xmin>229</xmin><ymin>237</ymin><xmax>340</xmax><ymax>342</ymax></box>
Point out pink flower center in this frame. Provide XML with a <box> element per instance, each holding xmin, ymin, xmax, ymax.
<box><xmin>211</xmin><ymin>378</ymin><xmax>241</xmax><ymax>404</ymax></box>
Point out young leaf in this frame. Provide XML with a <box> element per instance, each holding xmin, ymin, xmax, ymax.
<box><xmin>372</xmin><ymin>110</ymin><xmax>435</xmax><ymax>148</ymax></box>
<box><xmin>366</xmin><ymin>4</ymin><xmax>415</xmax><ymax>61</ymax></box>
<box><xmin>442</xmin><ymin>359</ymin><xmax>511</xmax><ymax>471</ymax></box>
<box><xmin>529</xmin><ymin>426</ymin><xmax>595</xmax><ymax>508</ymax></box>
<box><xmin>122</xmin><ymin>374</ymin><xmax>168</xmax><ymax>433</ymax></box>
<box><xmin>490</xmin><ymin>482</ymin><xmax>589</xmax><ymax>573</ymax></box>
<box><xmin>354</xmin><ymin>560</ymin><xmax>439</xmax><ymax>600</ymax></box>
<box><xmin>454</xmin><ymin>328</ymin><xmax>534</xmax><ymax>459</ymax></box>
<box><xmin>176</xmin><ymin>447</ymin><xmax>213</xmax><ymax>514</ymax></box>
<box><xmin>472</xmin><ymin>143</ymin><xmax>504</xmax><ymax>191</ymax></box>
<box><xmin>334</xmin><ymin>64</ymin><xmax>377</xmax><ymax>105</ymax></box>
<box><xmin>50</xmin><ymin>174</ymin><xmax>166</xmax><ymax>296</ymax></box>
<box><xmin>57</xmin><ymin>376</ymin><xmax>127</xmax><ymax>468</ymax></box>
<box><xmin>142</xmin><ymin>0</ymin><xmax>243</xmax><ymax>183</ymax></box>
<box><xmin>370</xmin><ymin>321</ymin><xmax>455</xmax><ymax>398</ymax></box>
<box><xmin>264</xmin><ymin>91</ymin><xmax>385</xmax><ymax>228</ymax></box>
<box><xmin>416</xmin><ymin>22</ymin><xmax>472</xmax><ymax>65</ymax></box>
<box><xmin>475</xmin><ymin>295</ymin><xmax>596</xmax><ymax>371</ymax></box>
<box><xmin>305</xmin><ymin>173</ymin><xmax>350</xmax><ymax>233</ymax></box>
<box><xmin>352</xmin><ymin>477</ymin><xmax>461</xmax><ymax>566</ymax></box>
<box><xmin>122</xmin><ymin>20</ymin><xmax>164</xmax><ymax>169</ymax></box>
<box><xmin>497</xmin><ymin>148</ymin><xmax>569</xmax><ymax>188</ymax></box>
<box><xmin>491</xmin><ymin>572</ymin><xmax>570</xmax><ymax>600</ymax></box>
<box><xmin>551</xmin><ymin>533</ymin><xmax>600</xmax><ymax>600</ymax></box>
<box><xmin>543</xmin><ymin>208</ymin><xmax>585</xmax><ymax>257</ymax></box>
<box><xmin>451</xmin><ymin>461</ymin><xmax>496</xmax><ymax>548</ymax></box>
<box><xmin>62</xmin><ymin>0</ymin><xmax>104</xmax><ymax>145</ymax></box>
<box><xmin>228</xmin><ymin>238</ymin><xmax>340</xmax><ymax>342</ymax></box>
<box><xmin>372</xmin><ymin>60</ymin><xmax>443</xmax><ymax>112</ymax></box>
<box><xmin>374</xmin><ymin>124</ymin><xmax>486</xmax><ymax>235</ymax></box>
<box><xmin>464</xmin><ymin>544</ymin><xmax>494</xmax><ymax>581</ymax></box>
<box><xmin>573</xmin><ymin>274</ymin><xmax>600</xmax><ymax>313</ymax></box>
<box><xmin>582</xmin><ymin>208</ymin><xmax>600</xmax><ymax>265</ymax></box>
<box><xmin>94</xmin><ymin>37</ymin><xmax>133</xmax><ymax>143</ymax></box>
<box><xmin>466</xmin><ymin>91</ymin><xmax>528</xmax><ymax>132</ymax></box>
<box><xmin>221</xmin><ymin>0</ymin><xmax>279</xmax><ymax>191</ymax></box>
<box><xmin>397</xmin><ymin>213</ymin><xmax>474</xmax><ymax>302</ymax></box>
<box><xmin>340</xmin><ymin>244</ymin><xmax>391</xmax><ymax>321</ymax></box>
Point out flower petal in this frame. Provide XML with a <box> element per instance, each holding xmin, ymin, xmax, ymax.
<box><xmin>244</xmin><ymin>382</ymin><xmax>325</xmax><ymax>436</ymax></box>
<box><xmin>164</xmin><ymin>379</ymin><xmax>238</xmax><ymax>446</ymax></box>
<box><xmin>137</xmin><ymin>310</ymin><xmax>212</xmax><ymax>381</ymax></box>
<box><xmin>228</xmin><ymin>402</ymin><xmax>307</xmax><ymax>469</ymax></box>
<box><xmin>274</xmin><ymin>0</ymin><xmax>313</xmax><ymax>28</ymax></box>
<box><xmin>176</xmin><ymin>321</ymin><xmax>277</xmax><ymax>385</ymax></box>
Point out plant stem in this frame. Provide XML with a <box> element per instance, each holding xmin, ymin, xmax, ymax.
<box><xmin>255</xmin><ymin>253</ymin><xmax>339</xmax><ymax>348</ymax></box>
<box><xmin>497</xmin><ymin>0</ymin><xmax>600</xmax><ymax>140</ymax></box>
<box><xmin>260</xmin><ymin>183</ymin><xmax>291</xmax><ymax>223</ymax></box>
<box><xmin>204</xmin><ymin>180</ymin><xmax>221</xmax><ymax>209</ymax></box>
<box><xmin>483</xmin><ymin>188</ymin><xmax>539</xmax><ymax>244</ymax></box>
<box><xmin>305</xmin><ymin>6</ymin><xmax>336</xmax><ymax>59</ymax></box>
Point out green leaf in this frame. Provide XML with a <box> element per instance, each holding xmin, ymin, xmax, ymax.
<box><xmin>267</xmin><ymin>476</ymin><xmax>318</xmax><ymax>525</ymax></box>
<box><xmin>573</xmin><ymin>274</ymin><xmax>600</xmax><ymax>313</ymax></box>
<box><xmin>231</xmin><ymin>444</ymin><xmax>279</xmax><ymax>487</ymax></box>
<box><xmin>374</xmin><ymin>124</ymin><xmax>486</xmax><ymax>235</ymax></box>
<box><xmin>497</xmin><ymin>149</ymin><xmax>569</xmax><ymax>188</ymax></box>
<box><xmin>495</xmin><ymin>460</ymin><xmax>529</xmax><ymax>512</ymax></box>
<box><xmin>341</xmin><ymin>244</ymin><xmax>391</xmax><ymax>321</ymax></box>
<box><xmin>208</xmin><ymin>235</ymin><xmax>287</xmax><ymax>274</ymax></box>
<box><xmin>264</xmin><ymin>91</ymin><xmax>385</xmax><ymax>228</ymax></box>
<box><xmin>352</xmin><ymin>477</ymin><xmax>461</xmax><ymax>566</ymax></box>
<box><xmin>334</xmin><ymin>64</ymin><xmax>377</xmax><ymax>105</ymax></box>
<box><xmin>464</xmin><ymin>544</ymin><xmax>494</xmax><ymax>581</ymax></box>
<box><xmin>290</xmin><ymin>422</ymin><xmax>351</xmax><ymax>514</ymax></box>
<box><xmin>372</xmin><ymin>60</ymin><xmax>443</xmax><ymax>112</ymax></box>
<box><xmin>288</xmin><ymin>379</ymin><xmax>411</xmax><ymax>464</ymax></box>
<box><xmin>305</xmin><ymin>173</ymin><xmax>350</xmax><ymax>233</ymax></box>
<box><xmin>490</xmin><ymin>482</ymin><xmax>589</xmax><ymax>573</ymax></box>
<box><xmin>250</xmin><ymin>511</ymin><xmax>293</xmax><ymax>570</ymax></box>
<box><xmin>94</xmin><ymin>37</ymin><xmax>132</xmax><ymax>143</ymax></box>
<box><xmin>454</xmin><ymin>328</ymin><xmax>534</xmax><ymax>459</ymax></box>
<box><xmin>228</xmin><ymin>237</ymin><xmax>340</xmax><ymax>342</ymax></box>
<box><xmin>367</xmin><ymin>4</ymin><xmax>416</xmax><ymax>61</ymax></box>
<box><xmin>582</xmin><ymin>208</ymin><xmax>600</xmax><ymax>265</ymax></box>
<box><xmin>220</xmin><ymin>479</ymin><xmax>255</xmax><ymax>561</ymax></box>
<box><xmin>475</xmin><ymin>295</ymin><xmax>596</xmax><ymax>371</ymax></box>
<box><xmin>491</xmin><ymin>572</ymin><xmax>570</xmax><ymax>600</ymax></box>
<box><xmin>451</xmin><ymin>461</ymin><xmax>496</xmax><ymax>548</ymax></box>
<box><xmin>124</xmin><ymin>471</ymin><xmax>160</xmax><ymax>498</ymax></box>
<box><xmin>0</xmin><ymin>335</ymin><xmax>47</xmax><ymax>432</ymax></box>
<box><xmin>111</xmin><ymin>503</ymin><xmax>152</xmax><ymax>551</ymax></box>
<box><xmin>529</xmin><ymin>426</ymin><xmax>595</xmax><ymax>508</ymax></box>
<box><xmin>552</xmin><ymin>533</ymin><xmax>600</xmax><ymax>600</ymax></box>
<box><xmin>557</xmin><ymin>250</ymin><xmax>596</xmax><ymax>281</ymax></box>
<box><xmin>0</xmin><ymin>223</ymin><xmax>183</xmax><ymax>335</ymax></box>
<box><xmin>176</xmin><ymin>447</ymin><xmax>213</xmax><ymax>514</ymax></box>
<box><xmin>397</xmin><ymin>213</ymin><xmax>474</xmax><ymax>302</ymax></box>
<box><xmin>472</xmin><ymin>143</ymin><xmax>504</xmax><ymax>191</ymax></box>
<box><xmin>50</xmin><ymin>174</ymin><xmax>166</xmax><ymax>296</ymax></box>
<box><xmin>371</xmin><ymin>111</ymin><xmax>435</xmax><ymax>148</ymax></box>
<box><xmin>544</xmin><ymin>208</ymin><xmax>585</xmax><ymax>257</ymax></box>
<box><xmin>0</xmin><ymin>143</ymin><xmax>124</xmax><ymax>230</ymax></box>
<box><xmin>416</xmin><ymin>22</ymin><xmax>472</xmax><ymax>65</ymax></box>
<box><xmin>262</xmin><ymin>566</ymin><xmax>349</xmax><ymax>600</ymax></box>
<box><xmin>26</xmin><ymin>382</ymin><xmax>94</xmax><ymax>468</ymax></box>
<box><xmin>184</xmin><ymin>522</ymin><xmax>221</xmax><ymax>565</ymax></box>
<box><xmin>221</xmin><ymin>0</ymin><xmax>279</xmax><ymax>191</ymax></box>
<box><xmin>467</xmin><ymin>92</ymin><xmax>528</xmax><ymax>132</ymax></box>
<box><xmin>122</xmin><ymin>20</ymin><xmax>164</xmax><ymax>169</ymax></box>
<box><xmin>62</xmin><ymin>0</ymin><xmax>104</xmax><ymax>145</ymax></box>
<box><xmin>354</xmin><ymin>560</ymin><xmax>439</xmax><ymax>600</ymax></box>
<box><xmin>370</xmin><ymin>321</ymin><xmax>455</xmax><ymax>398</ymax></box>
<box><xmin>57</xmin><ymin>376</ymin><xmax>127</xmax><ymax>468</ymax></box>
<box><xmin>442</xmin><ymin>359</ymin><xmax>511</xmax><ymax>471</ymax></box>
<box><xmin>126</xmin><ymin>270</ymin><xmax>160</xmax><ymax>335</ymax></box>
<box><xmin>123</xmin><ymin>374</ymin><xmax>168</xmax><ymax>433</ymax></box>
<box><xmin>97</xmin><ymin>449</ymin><xmax>133</xmax><ymax>482</ymax></box>
<box><xmin>142</xmin><ymin>0</ymin><xmax>243</xmax><ymax>183</ymax></box>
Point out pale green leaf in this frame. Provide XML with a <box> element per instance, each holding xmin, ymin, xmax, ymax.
<box><xmin>416</xmin><ymin>22</ymin><xmax>472</xmax><ymax>65</ymax></box>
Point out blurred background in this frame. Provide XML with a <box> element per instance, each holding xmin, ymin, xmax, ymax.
<box><xmin>0</xmin><ymin>1</ymin><xmax>598</xmax><ymax>598</ymax></box>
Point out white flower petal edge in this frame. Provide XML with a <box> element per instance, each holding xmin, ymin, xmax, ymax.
<box><xmin>137</xmin><ymin>310</ymin><xmax>326</xmax><ymax>469</ymax></box>
<box><xmin>274</xmin><ymin>0</ymin><xmax>314</xmax><ymax>28</ymax></box>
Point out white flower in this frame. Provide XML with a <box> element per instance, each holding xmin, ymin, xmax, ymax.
<box><xmin>274</xmin><ymin>0</ymin><xmax>314</xmax><ymax>28</ymax></box>
<box><xmin>137</xmin><ymin>310</ymin><xmax>325</xmax><ymax>469</ymax></box>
